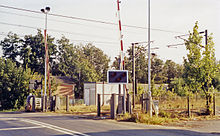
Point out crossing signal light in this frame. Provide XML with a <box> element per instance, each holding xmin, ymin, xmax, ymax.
<box><xmin>107</xmin><ymin>70</ymin><xmax>128</xmax><ymax>84</ymax></box>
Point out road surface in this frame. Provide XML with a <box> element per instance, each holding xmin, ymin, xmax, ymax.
<box><xmin>0</xmin><ymin>112</ymin><xmax>219</xmax><ymax>136</ymax></box>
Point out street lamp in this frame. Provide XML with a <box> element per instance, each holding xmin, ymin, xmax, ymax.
<box><xmin>41</xmin><ymin>6</ymin><xmax>50</xmax><ymax>111</ymax></box>
<box><xmin>147</xmin><ymin>0</ymin><xmax>152</xmax><ymax>117</ymax></box>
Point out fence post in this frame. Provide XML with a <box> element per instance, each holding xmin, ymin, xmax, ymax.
<box><xmin>141</xmin><ymin>94</ymin><xmax>144</xmax><ymax>113</ymax></box>
<box><xmin>55</xmin><ymin>95</ymin><xmax>60</xmax><ymax>112</ymax></box>
<box><xmin>66</xmin><ymin>95</ymin><xmax>69</xmax><ymax>112</ymax></box>
<box><xmin>187</xmin><ymin>96</ymin><xmax>190</xmax><ymax>118</ymax></box>
<box><xmin>111</xmin><ymin>93</ymin><xmax>116</xmax><ymax>119</ymax></box>
<box><xmin>45</xmin><ymin>96</ymin><xmax>47</xmax><ymax>112</ymax></box>
<box><xmin>41</xmin><ymin>96</ymin><xmax>44</xmax><ymax>112</ymax></box>
<box><xmin>97</xmin><ymin>94</ymin><xmax>101</xmax><ymax>117</ymax></box>
<box><xmin>213</xmin><ymin>94</ymin><xmax>216</xmax><ymax>116</ymax></box>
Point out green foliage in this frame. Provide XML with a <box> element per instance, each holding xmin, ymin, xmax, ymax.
<box><xmin>55</xmin><ymin>37</ymin><xmax>109</xmax><ymax>98</ymax></box>
<box><xmin>0</xmin><ymin>32</ymin><xmax>22</xmax><ymax>65</ymax></box>
<box><xmin>0</xmin><ymin>32</ymin><xmax>110</xmax><ymax>99</ymax></box>
<box><xmin>183</xmin><ymin>22</ymin><xmax>219</xmax><ymax>114</ymax></box>
<box><xmin>118</xmin><ymin>112</ymin><xmax>178</xmax><ymax>125</ymax></box>
<box><xmin>213</xmin><ymin>72</ymin><xmax>220</xmax><ymax>91</ymax></box>
<box><xmin>125</xmin><ymin>45</ymin><xmax>148</xmax><ymax>83</ymax></box>
<box><xmin>151</xmin><ymin>56</ymin><xmax>166</xmax><ymax>84</ymax></box>
<box><xmin>170</xmin><ymin>78</ymin><xmax>187</xmax><ymax>96</ymax></box>
<box><xmin>0</xmin><ymin>58</ymin><xmax>32</xmax><ymax>110</ymax></box>
<box><xmin>82</xmin><ymin>44</ymin><xmax>110</xmax><ymax>81</ymax></box>
<box><xmin>0</xmin><ymin>30</ymin><xmax>58</xmax><ymax>74</ymax></box>
<box><xmin>163</xmin><ymin>60</ymin><xmax>183</xmax><ymax>84</ymax></box>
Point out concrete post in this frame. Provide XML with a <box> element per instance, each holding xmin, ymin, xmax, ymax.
<box><xmin>126</xmin><ymin>94</ymin><xmax>131</xmax><ymax>114</ymax></box>
<box><xmin>111</xmin><ymin>94</ymin><xmax>116</xmax><ymax>119</ymax></box>
<box><xmin>146</xmin><ymin>95</ymin><xmax>152</xmax><ymax>117</ymax></box>
<box><xmin>55</xmin><ymin>95</ymin><xmax>60</xmax><ymax>112</ymax></box>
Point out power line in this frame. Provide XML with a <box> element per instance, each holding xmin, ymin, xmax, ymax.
<box><xmin>0</xmin><ymin>10</ymin><xmax>116</xmax><ymax>31</ymax></box>
<box><xmin>0</xmin><ymin>10</ymin><xmax>156</xmax><ymax>37</ymax></box>
<box><xmin>0</xmin><ymin>4</ymin><xmax>184</xmax><ymax>34</ymax></box>
<box><xmin>0</xmin><ymin>21</ymin><xmax>117</xmax><ymax>40</ymax></box>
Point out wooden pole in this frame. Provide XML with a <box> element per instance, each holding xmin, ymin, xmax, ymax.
<box><xmin>97</xmin><ymin>94</ymin><xmax>101</xmax><ymax>117</ymax></box>
<box><xmin>213</xmin><ymin>94</ymin><xmax>216</xmax><ymax>116</ymax></box>
<box><xmin>187</xmin><ymin>96</ymin><xmax>190</xmax><ymax>118</ymax></box>
<box><xmin>66</xmin><ymin>95</ymin><xmax>69</xmax><ymax>112</ymax></box>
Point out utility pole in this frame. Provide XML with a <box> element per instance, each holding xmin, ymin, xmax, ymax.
<box><xmin>205</xmin><ymin>30</ymin><xmax>208</xmax><ymax>45</ymax></box>
<box><xmin>132</xmin><ymin>43</ymin><xmax>135</xmax><ymax>109</ymax></box>
<box><xmin>147</xmin><ymin>0</ymin><xmax>152</xmax><ymax>117</ymax></box>
<box><xmin>169</xmin><ymin>30</ymin><xmax>208</xmax><ymax>48</ymax></box>
<box><xmin>131</xmin><ymin>41</ymin><xmax>157</xmax><ymax>112</ymax></box>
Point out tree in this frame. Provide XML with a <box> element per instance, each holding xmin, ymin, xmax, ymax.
<box><xmin>82</xmin><ymin>44</ymin><xmax>110</xmax><ymax>81</ymax></box>
<box><xmin>0</xmin><ymin>32</ymin><xmax>22</xmax><ymax>66</ymax></box>
<box><xmin>163</xmin><ymin>60</ymin><xmax>184</xmax><ymax>84</ymax></box>
<box><xmin>55</xmin><ymin>37</ymin><xmax>101</xmax><ymax>98</ymax></box>
<box><xmin>0</xmin><ymin>30</ymin><xmax>57</xmax><ymax>75</ymax></box>
<box><xmin>151</xmin><ymin>56</ymin><xmax>166</xmax><ymax>84</ymax></box>
<box><xmin>22</xmin><ymin>30</ymin><xmax>57</xmax><ymax>74</ymax></box>
<box><xmin>183</xmin><ymin>22</ymin><xmax>219</xmax><ymax>114</ymax></box>
<box><xmin>200</xmin><ymin>33</ymin><xmax>219</xmax><ymax>114</ymax></box>
<box><xmin>170</xmin><ymin>78</ymin><xmax>186</xmax><ymax>96</ymax></box>
<box><xmin>0</xmin><ymin>58</ymin><xmax>32</xmax><ymax>110</ymax></box>
<box><xmin>124</xmin><ymin>44</ymin><xmax>148</xmax><ymax>83</ymax></box>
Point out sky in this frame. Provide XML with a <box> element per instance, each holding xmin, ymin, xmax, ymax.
<box><xmin>0</xmin><ymin>0</ymin><xmax>219</xmax><ymax>64</ymax></box>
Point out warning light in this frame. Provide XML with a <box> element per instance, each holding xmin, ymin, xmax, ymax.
<box><xmin>107</xmin><ymin>70</ymin><xmax>128</xmax><ymax>84</ymax></box>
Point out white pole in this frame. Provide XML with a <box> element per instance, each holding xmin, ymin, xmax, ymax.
<box><xmin>44</xmin><ymin>13</ymin><xmax>47</xmax><ymax>97</ymax></box>
<box><xmin>147</xmin><ymin>0</ymin><xmax>152</xmax><ymax>117</ymax></box>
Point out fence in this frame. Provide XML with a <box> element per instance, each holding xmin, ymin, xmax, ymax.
<box><xmin>133</xmin><ymin>93</ymin><xmax>220</xmax><ymax>117</ymax></box>
<box><xmin>41</xmin><ymin>93</ymin><xmax>220</xmax><ymax>117</ymax></box>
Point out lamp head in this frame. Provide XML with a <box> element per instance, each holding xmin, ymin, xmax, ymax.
<box><xmin>45</xmin><ymin>7</ymin><xmax>50</xmax><ymax>12</ymax></box>
<box><xmin>41</xmin><ymin>9</ymin><xmax>45</xmax><ymax>13</ymax></box>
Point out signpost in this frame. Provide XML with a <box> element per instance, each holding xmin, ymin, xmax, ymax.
<box><xmin>107</xmin><ymin>70</ymin><xmax>128</xmax><ymax>114</ymax></box>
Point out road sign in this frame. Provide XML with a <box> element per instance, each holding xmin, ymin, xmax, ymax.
<box><xmin>107</xmin><ymin>70</ymin><xmax>128</xmax><ymax>84</ymax></box>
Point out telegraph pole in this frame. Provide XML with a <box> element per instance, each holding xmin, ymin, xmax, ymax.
<box><xmin>169</xmin><ymin>30</ymin><xmax>208</xmax><ymax>48</ymax></box>
<box><xmin>132</xmin><ymin>43</ymin><xmax>135</xmax><ymax>109</ymax></box>
<box><xmin>131</xmin><ymin>41</ymin><xmax>157</xmax><ymax>111</ymax></box>
<box><xmin>205</xmin><ymin>30</ymin><xmax>208</xmax><ymax>45</ymax></box>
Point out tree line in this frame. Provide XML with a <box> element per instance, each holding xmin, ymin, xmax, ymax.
<box><xmin>0</xmin><ymin>23</ymin><xmax>219</xmax><ymax>111</ymax></box>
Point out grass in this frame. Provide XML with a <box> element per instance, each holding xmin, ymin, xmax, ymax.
<box><xmin>0</xmin><ymin>107</ymin><xmax>25</xmax><ymax>112</ymax></box>
<box><xmin>117</xmin><ymin>111</ymin><xmax>179</xmax><ymax>125</ymax></box>
<box><xmin>117</xmin><ymin>95</ymin><xmax>220</xmax><ymax>125</ymax></box>
<box><xmin>57</xmin><ymin>105</ymin><xmax>111</xmax><ymax>115</ymax></box>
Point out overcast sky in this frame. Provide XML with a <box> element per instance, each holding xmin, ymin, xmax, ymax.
<box><xmin>0</xmin><ymin>0</ymin><xmax>219</xmax><ymax>64</ymax></box>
